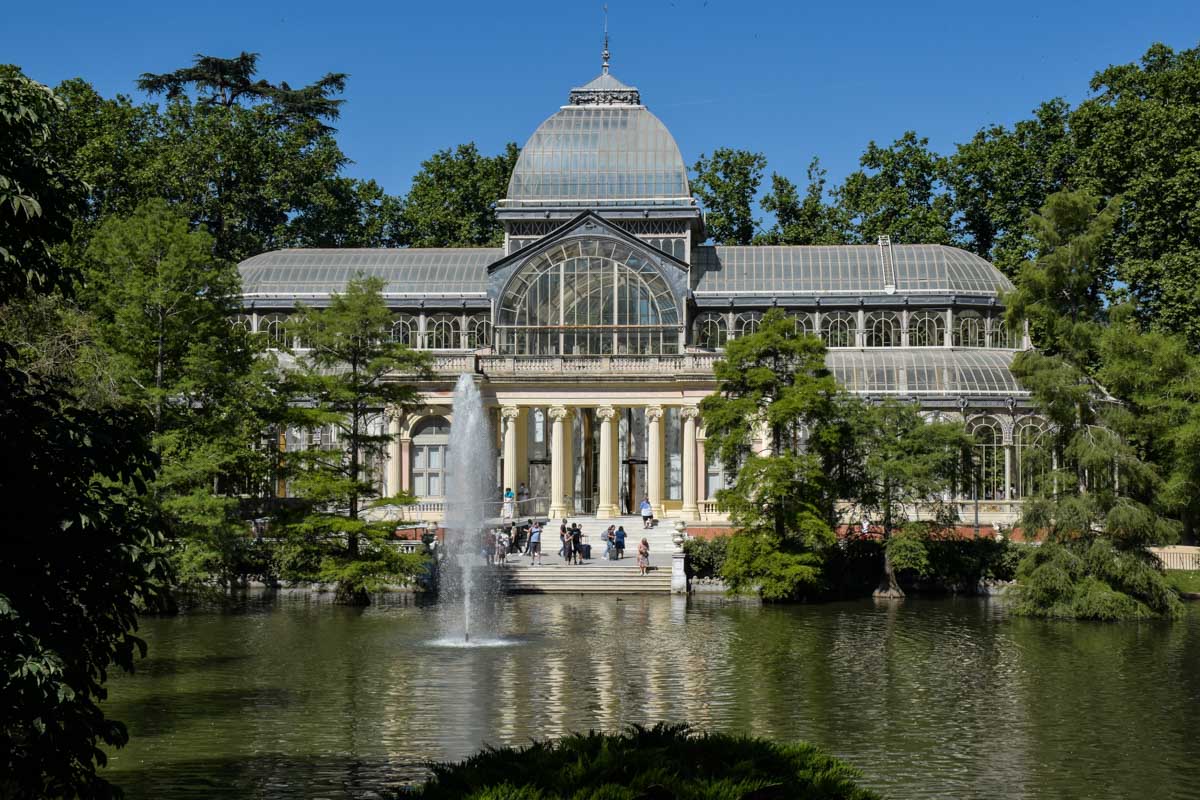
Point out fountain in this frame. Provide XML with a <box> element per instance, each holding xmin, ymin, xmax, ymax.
<box><xmin>431</xmin><ymin>374</ymin><xmax>511</xmax><ymax>647</ymax></box>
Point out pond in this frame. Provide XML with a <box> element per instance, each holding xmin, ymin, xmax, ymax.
<box><xmin>102</xmin><ymin>593</ymin><xmax>1200</xmax><ymax>799</ymax></box>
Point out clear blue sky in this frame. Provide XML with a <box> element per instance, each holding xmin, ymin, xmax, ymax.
<box><xmin>8</xmin><ymin>0</ymin><xmax>1200</xmax><ymax>199</ymax></box>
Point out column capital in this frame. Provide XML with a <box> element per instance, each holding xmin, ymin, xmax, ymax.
<box><xmin>548</xmin><ymin>405</ymin><xmax>569</xmax><ymax>421</ymax></box>
<box><xmin>500</xmin><ymin>405</ymin><xmax>520</xmax><ymax>420</ymax></box>
<box><xmin>385</xmin><ymin>405</ymin><xmax>406</xmax><ymax>422</ymax></box>
<box><xmin>681</xmin><ymin>405</ymin><xmax>700</xmax><ymax>421</ymax></box>
<box><xmin>645</xmin><ymin>404</ymin><xmax>664</xmax><ymax>421</ymax></box>
<box><xmin>596</xmin><ymin>405</ymin><xmax>616</xmax><ymax>421</ymax></box>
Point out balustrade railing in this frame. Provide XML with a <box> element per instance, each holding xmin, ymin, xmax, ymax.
<box><xmin>478</xmin><ymin>353</ymin><xmax>721</xmax><ymax>378</ymax></box>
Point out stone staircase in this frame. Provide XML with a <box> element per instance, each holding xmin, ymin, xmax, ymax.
<box><xmin>495</xmin><ymin>515</ymin><xmax>678</xmax><ymax>594</ymax></box>
<box><xmin>496</xmin><ymin>561</ymin><xmax>671</xmax><ymax>594</ymax></box>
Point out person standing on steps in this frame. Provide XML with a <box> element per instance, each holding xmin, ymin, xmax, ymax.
<box><xmin>558</xmin><ymin>519</ymin><xmax>568</xmax><ymax>560</ymax></box>
<box><xmin>502</xmin><ymin>487</ymin><xmax>515</xmax><ymax>520</ymax></box>
<box><xmin>570</xmin><ymin>523</ymin><xmax>583</xmax><ymax>565</ymax></box>
<box><xmin>640</xmin><ymin>497</ymin><xmax>653</xmax><ymax>529</ymax></box>
<box><xmin>528</xmin><ymin>520</ymin><xmax>542</xmax><ymax>565</ymax></box>
<box><xmin>637</xmin><ymin>538</ymin><xmax>650</xmax><ymax>575</ymax></box>
<box><xmin>615</xmin><ymin>525</ymin><xmax>627</xmax><ymax>560</ymax></box>
<box><xmin>517</xmin><ymin>482</ymin><xmax>529</xmax><ymax>515</ymax></box>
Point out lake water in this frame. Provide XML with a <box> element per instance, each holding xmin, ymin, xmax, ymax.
<box><xmin>102</xmin><ymin>593</ymin><xmax>1200</xmax><ymax>799</ymax></box>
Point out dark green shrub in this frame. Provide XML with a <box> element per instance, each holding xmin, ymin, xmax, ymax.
<box><xmin>683</xmin><ymin>535</ymin><xmax>729</xmax><ymax>580</ymax></box>
<box><xmin>402</xmin><ymin>722</ymin><xmax>879</xmax><ymax>800</ymax></box>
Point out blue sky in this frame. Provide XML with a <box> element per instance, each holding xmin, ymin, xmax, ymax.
<box><xmin>8</xmin><ymin>0</ymin><xmax>1200</xmax><ymax>200</ymax></box>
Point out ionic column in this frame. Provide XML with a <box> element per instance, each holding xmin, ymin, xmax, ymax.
<box><xmin>387</xmin><ymin>410</ymin><xmax>403</xmax><ymax>496</ymax></box>
<box><xmin>1004</xmin><ymin>445</ymin><xmax>1014</xmax><ymax>502</ymax></box>
<box><xmin>596</xmin><ymin>405</ymin><xmax>617</xmax><ymax>518</ymax></box>
<box><xmin>548</xmin><ymin>406</ymin><xmax>569</xmax><ymax>519</ymax></box>
<box><xmin>696</xmin><ymin>432</ymin><xmax>707</xmax><ymax>504</ymax></box>
<box><xmin>646</xmin><ymin>405</ymin><xmax>664</xmax><ymax>517</ymax></box>
<box><xmin>562</xmin><ymin>408</ymin><xmax>575</xmax><ymax>515</ymax></box>
<box><xmin>681</xmin><ymin>406</ymin><xmax>699</xmax><ymax>520</ymax></box>
<box><xmin>501</xmin><ymin>405</ymin><xmax>519</xmax><ymax>499</ymax></box>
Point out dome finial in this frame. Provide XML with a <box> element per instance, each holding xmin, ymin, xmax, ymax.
<box><xmin>601</xmin><ymin>4</ymin><xmax>610</xmax><ymax>74</ymax></box>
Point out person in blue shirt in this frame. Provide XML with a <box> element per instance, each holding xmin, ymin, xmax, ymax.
<box><xmin>614</xmin><ymin>525</ymin><xmax>627</xmax><ymax>560</ymax></box>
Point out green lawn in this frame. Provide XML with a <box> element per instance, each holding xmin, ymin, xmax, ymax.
<box><xmin>1167</xmin><ymin>571</ymin><xmax>1200</xmax><ymax>595</ymax></box>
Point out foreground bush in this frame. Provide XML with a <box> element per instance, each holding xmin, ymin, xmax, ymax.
<box><xmin>404</xmin><ymin>723</ymin><xmax>879</xmax><ymax>800</ymax></box>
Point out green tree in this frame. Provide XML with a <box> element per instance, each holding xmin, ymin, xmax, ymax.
<box><xmin>835</xmin><ymin>131</ymin><xmax>955</xmax><ymax>245</ymax></box>
<box><xmin>691</xmin><ymin>147</ymin><xmax>767</xmax><ymax>245</ymax></box>
<box><xmin>82</xmin><ymin>199</ymin><xmax>279</xmax><ymax>592</ymax></box>
<box><xmin>281</xmin><ymin>276</ymin><xmax>431</xmax><ymax>604</ymax></box>
<box><xmin>852</xmin><ymin>400</ymin><xmax>969</xmax><ymax>597</ymax></box>
<box><xmin>396</xmin><ymin>142</ymin><xmax>520</xmax><ymax>247</ymax></box>
<box><xmin>1008</xmin><ymin>350</ymin><xmax>1181</xmax><ymax>619</ymax></box>
<box><xmin>0</xmin><ymin>66</ymin><xmax>170</xmax><ymax>799</ymax></box>
<box><xmin>947</xmin><ymin>99</ymin><xmax>1075</xmax><ymax>275</ymax></box>
<box><xmin>699</xmin><ymin>309</ymin><xmax>853</xmax><ymax>599</ymax></box>
<box><xmin>758</xmin><ymin>158</ymin><xmax>848</xmax><ymax>245</ymax></box>
<box><xmin>1005</xmin><ymin>189</ymin><xmax>1119</xmax><ymax>367</ymax></box>
<box><xmin>1070</xmin><ymin>43</ymin><xmax>1200</xmax><ymax>347</ymax></box>
<box><xmin>53</xmin><ymin>53</ymin><xmax>363</xmax><ymax>264</ymax></box>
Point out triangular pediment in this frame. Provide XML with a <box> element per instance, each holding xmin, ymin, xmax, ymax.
<box><xmin>487</xmin><ymin>211</ymin><xmax>690</xmax><ymax>275</ymax></box>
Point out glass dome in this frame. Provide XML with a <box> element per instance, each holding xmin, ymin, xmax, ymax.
<box><xmin>504</xmin><ymin>104</ymin><xmax>692</xmax><ymax>206</ymax></box>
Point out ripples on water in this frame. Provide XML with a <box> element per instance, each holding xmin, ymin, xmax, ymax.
<box><xmin>102</xmin><ymin>593</ymin><xmax>1200</xmax><ymax>799</ymax></box>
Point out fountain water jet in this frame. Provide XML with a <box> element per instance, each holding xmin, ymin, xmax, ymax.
<box><xmin>438</xmin><ymin>374</ymin><xmax>497</xmax><ymax>644</ymax></box>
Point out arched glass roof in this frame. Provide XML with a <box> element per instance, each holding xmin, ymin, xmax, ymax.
<box><xmin>692</xmin><ymin>244</ymin><xmax>1014</xmax><ymax>296</ymax></box>
<box><xmin>828</xmin><ymin>349</ymin><xmax>1026</xmax><ymax>396</ymax></box>
<box><xmin>504</xmin><ymin>105</ymin><xmax>691</xmax><ymax>206</ymax></box>
<box><xmin>238</xmin><ymin>248</ymin><xmax>501</xmax><ymax>299</ymax></box>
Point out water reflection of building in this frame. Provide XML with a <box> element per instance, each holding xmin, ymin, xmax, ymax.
<box><xmin>238</xmin><ymin>56</ymin><xmax>1038</xmax><ymax>530</ymax></box>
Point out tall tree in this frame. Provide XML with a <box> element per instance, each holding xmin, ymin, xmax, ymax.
<box><xmin>947</xmin><ymin>99</ymin><xmax>1075</xmax><ymax>276</ymax></box>
<box><xmin>700</xmin><ymin>309</ymin><xmax>854</xmax><ymax>599</ymax></box>
<box><xmin>1005</xmin><ymin>189</ymin><xmax>1119</xmax><ymax>367</ymax></box>
<box><xmin>396</xmin><ymin>142</ymin><xmax>519</xmax><ymax>247</ymax></box>
<box><xmin>691</xmin><ymin>148</ymin><xmax>767</xmax><ymax>245</ymax></box>
<box><xmin>82</xmin><ymin>199</ymin><xmax>278</xmax><ymax>592</ymax></box>
<box><xmin>852</xmin><ymin>400</ymin><xmax>969</xmax><ymax>598</ymax></box>
<box><xmin>835</xmin><ymin>131</ymin><xmax>955</xmax><ymax>245</ymax></box>
<box><xmin>281</xmin><ymin>276</ymin><xmax>431</xmax><ymax>604</ymax></box>
<box><xmin>759</xmin><ymin>158</ymin><xmax>848</xmax><ymax>245</ymax></box>
<box><xmin>1</xmin><ymin>66</ymin><xmax>170</xmax><ymax>799</ymax></box>
<box><xmin>1070</xmin><ymin>42</ymin><xmax>1200</xmax><ymax>347</ymax></box>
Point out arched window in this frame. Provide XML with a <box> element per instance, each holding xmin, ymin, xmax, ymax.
<box><xmin>790</xmin><ymin>312</ymin><xmax>815</xmax><ymax>336</ymax></box>
<box><xmin>968</xmin><ymin>417</ymin><xmax>1005</xmax><ymax>500</ymax></box>
<box><xmin>864</xmin><ymin>312</ymin><xmax>900</xmax><ymax>348</ymax></box>
<box><xmin>694</xmin><ymin>312</ymin><xmax>727</xmax><ymax>349</ymax></box>
<box><xmin>496</xmin><ymin>238</ymin><xmax>681</xmax><ymax>356</ymax></box>
<box><xmin>822</xmin><ymin>311</ymin><xmax>856</xmax><ymax>348</ymax></box>
<box><xmin>907</xmin><ymin>310</ymin><xmax>945</xmax><ymax>347</ymax></box>
<box><xmin>411</xmin><ymin>416</ymin><xmax>450</xmax><ymax>498</ymax></box>
<box><xmin>989</xmin><ymin>317</ymin><xmax>1014</xmax><ymax>348</ymax></box>
<box><xmin>426</xmin><ymin>314</ymin><xmax>461</xmax><ymax>350</ymax></box>
<box><xmin>260</xmin><ymin>314</ymin><xmax>288</xmax><ymax>349</ymax></box>
<box><xmin>1015</xmin><ymin>419</ymin><xmax>1049</xmax><ymax>499</ymax></box>
<box><xmin>465</xmin><ymin>314</ymin><xmax>493</xmax><ymax>349</ymax></box>
<box><xmin>733</xmin><ymin>312</ymin><xmax>762</xmax><ymax>338</ymax></box>
<box><xmin>231</xmin><ymin>314</ymin><xmax>253</xmax><ymax>333</ymax></box>
<box><xmin>954</xmin><ymin>311</ymin><xmax>986</xmax><ymax>347</ymax></box>
<box><xmin>390</xmin><ymin>314</ymin><xmax>418</xmax><ymax>347</ymax></box>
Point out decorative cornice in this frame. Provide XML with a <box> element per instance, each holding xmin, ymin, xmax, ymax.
<box><xmin>568</xmin><ymin>87</ymin><xmax>641</xmax><ymax>106</ymax></box>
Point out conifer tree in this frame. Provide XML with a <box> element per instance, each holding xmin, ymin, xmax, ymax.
<box><xmin>280</xmin><ymin>276</ymin><xmax>431</xmax><ymax>604</ymax></box>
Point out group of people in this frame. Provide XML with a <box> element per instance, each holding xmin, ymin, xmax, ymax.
<box><xmin>479</xmin><ymin>517</ymin><xmax>651</xmax><ymax>573</ymax></box>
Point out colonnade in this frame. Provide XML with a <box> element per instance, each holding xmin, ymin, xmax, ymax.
<box><xmin>498</xmin><ymin>403</ymin><xmax>704</xmax><ymax>521</ymax></box>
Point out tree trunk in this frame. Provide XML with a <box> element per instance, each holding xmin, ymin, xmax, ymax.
<box><xmin>873</xmin><ymin>547</ymin><xmax>905</xmax><ymax>599</ymax></box>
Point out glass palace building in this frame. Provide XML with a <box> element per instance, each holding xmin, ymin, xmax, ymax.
<box><xmin>238</xmin><ymin>66</ymin><xmax>1037</xmax><ymax>529</ymax></box>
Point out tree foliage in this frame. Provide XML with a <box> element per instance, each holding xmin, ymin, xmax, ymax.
<box><xmin>280</xmin><ymin>276</ymin><xmax>432</xmax><ymax>604</ymax></box>
<box><xmin>759</xmin><ymin>158</ymin><xmax>847</xmax><ymax>245</ymax></box>
<box><xmin>396</xmin><ymin>142</ymin><xmax>519</xmax><ymax>247</ymax></box>
<box><xmin>700</xmin><ymin>309</ymin><xmax>854</xmax><ymax>598</ymax></box>
<box><xmin>691</xmin><ymin>147</ymin><xmax>767</xmax><ymax>245</ymax></box>
<box><xmin>0</xmin><ymin>67</ymin><xmax>169</xmax><ymax>799</ymax></box>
